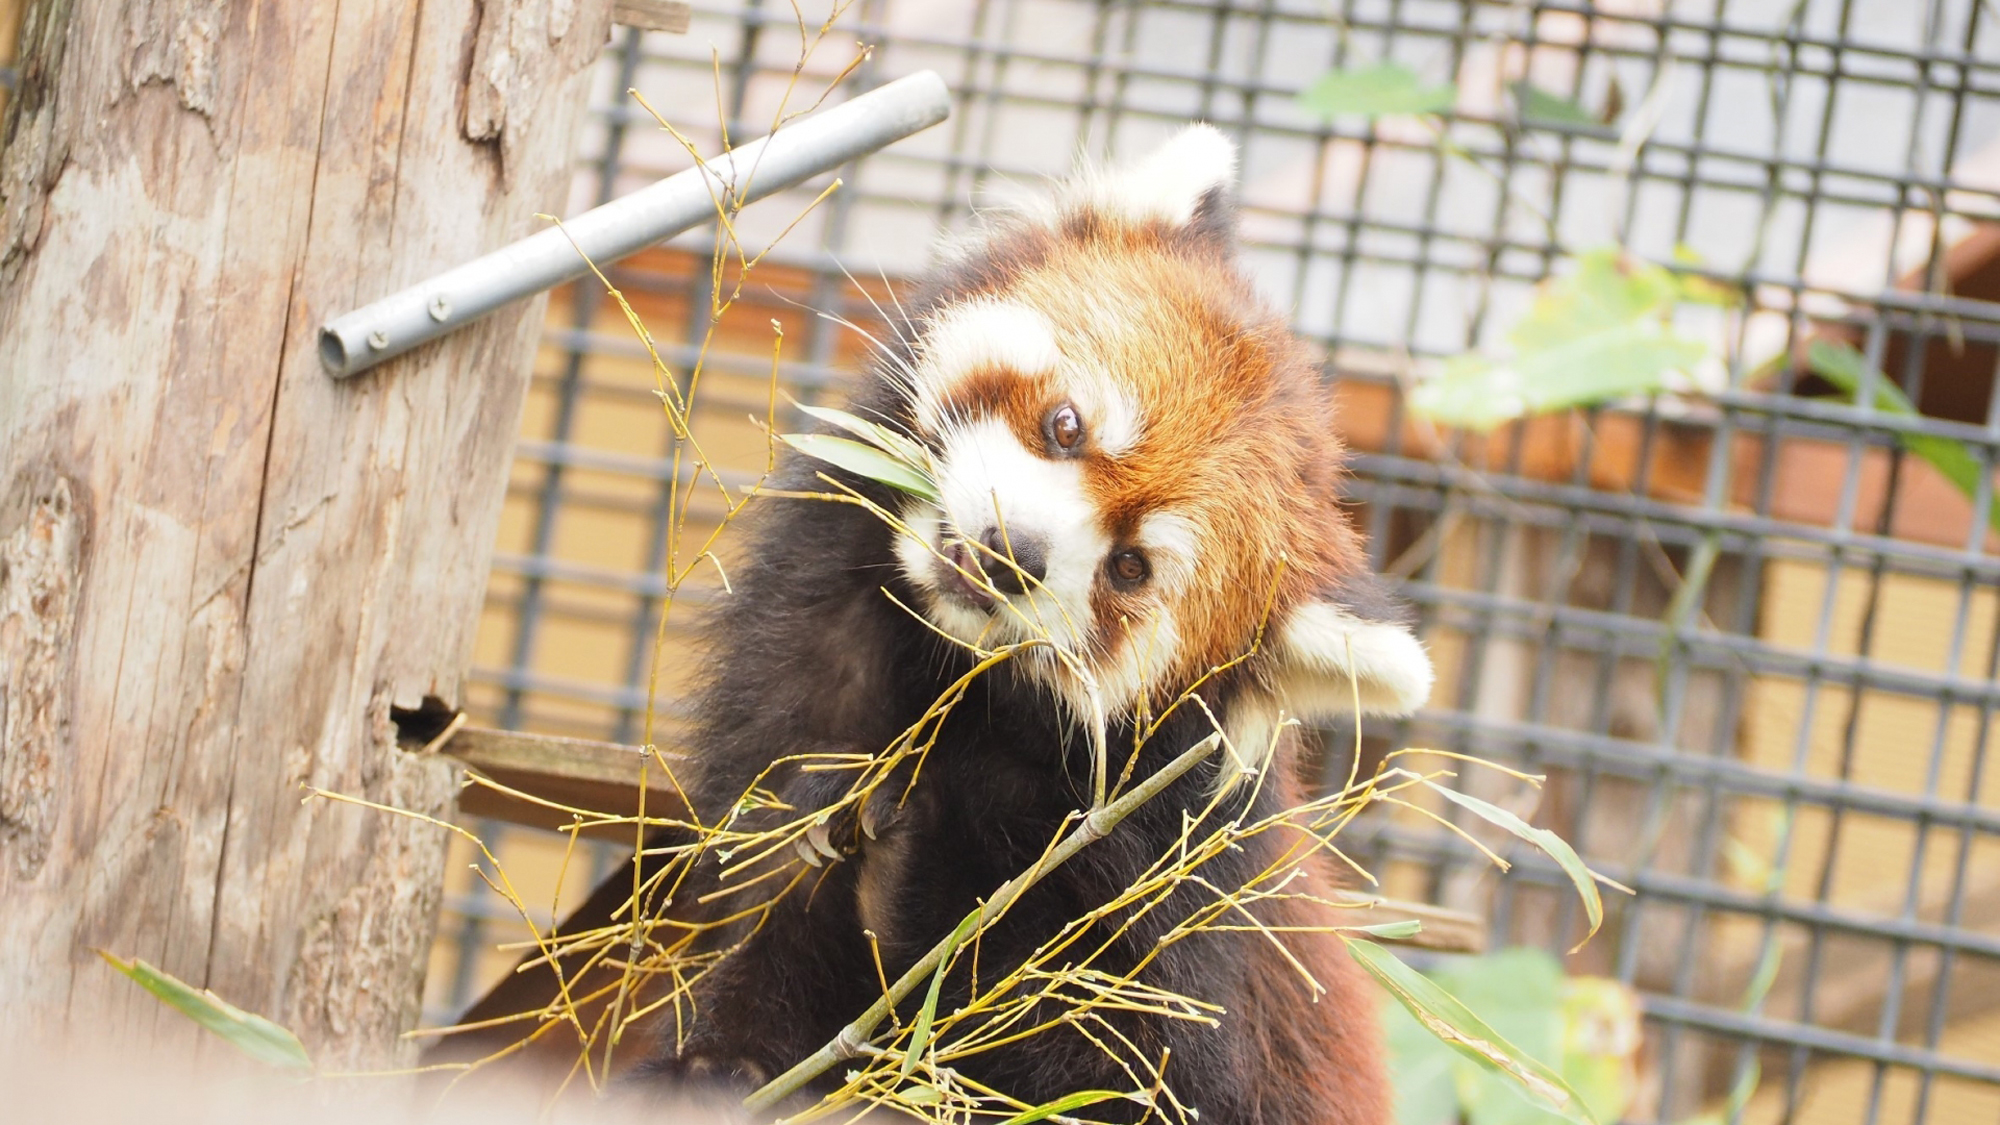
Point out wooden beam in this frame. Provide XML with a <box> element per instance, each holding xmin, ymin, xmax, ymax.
<box><xmin>1335</xmin><ymin>892</ymin><xmax>1488</xmax><ymax>954</ymax></box>
<box><xmin>441</xmin><ymin>725</ymin><xmax>692</xmax><ymax>839</ymax></box>
<box><xmin>612</xmin><ymin>0</ymin><xmax>692</xmax><ymax>33</ymax></box>
<box><xmin>0</xmin><ymin>0</ymin><xmax>607</xmax><ymax>1071</ymax></box>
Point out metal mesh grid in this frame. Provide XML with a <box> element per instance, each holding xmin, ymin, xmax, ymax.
<box><xmin>434</xmin><ymin>4</ymin><xmax>2000</xmax><ymax>1124</ymax></box>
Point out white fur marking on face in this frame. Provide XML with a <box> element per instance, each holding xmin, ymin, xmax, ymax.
<box><xmin>912</xmin><ymin>301</ymin><xmax>1062</xmax><ymax>431</ymax></box>
<box><xmin>1094</xmin><ymin>607</ymin><xmax>1181</xmax><ymax>720</ymax></box>
<box><xmin>1137</xmin><ymin>511</ymin><xmax>1199</xmax><ymax>560</ymax></box>
<box><xmin>1275</xmin><ymin>601</ymin><xmax>1434</xmax><ymax>718</ymax></box>
<box><xmin>1072</xmin><ymin>123</ymin><xmax>1239</xmax><ymax>227</ymax></box>
<box><xmin>893</xmin><ymin>505</ymin><xmax>993</xmax><ymax>645</ymax></box>
<box><xmin>931</xmin><ymin>418</ymin><xmax>1112</xmax><ymax>654</ymax></box>
<box><xmin>1069</xmin><ymin>374</ymin><xmax>1143</xmax><ymax>456</ymax></box>
<box><xmin>1134</xmin><ymin>511</ymin><xmax>1198</xmax><ymax>594</ymax></box>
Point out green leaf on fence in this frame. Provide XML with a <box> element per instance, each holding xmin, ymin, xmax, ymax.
<box><xmin>1348</xmin><ymin>939</ymin><xmax>1597</xmax><ymax>1125</ymax></box>
<box><xmin>1299</xmin><ymin>62</ymin><xmax>1457</xmax><ymax>118</ymax></box>
<box><xmin>1806</xmin><ymin>339</ymin><xmax>2000</xmax><ymax>534</ymax></box>
<box><xmin>1509</xmin><ymin>82</ymin><xmax>1599</xmax><ymax>129</ymax></box>
<box><xmin>100</xmin><ymin>951</ymin><xmax>313</xmax><ymax>1072</ymax></box>
<box><xmin>781</xmin><ymin>432</ymin><xmax>940</xmax><ymax>503</ymax></box>
<box><xmin>1422</xmin><ymin>780</ymin><xmax>1610</xmax><ymax>951</ymax></box>
<box><xmin>1409</xmin><ymin>247</ymin><xmax>1709</xmax><ymax>429</ymax></box>
<box><xmin>1669</xmin><ymin>244</ymin><xmax>1745</xmax><ymax>307</ymax></box>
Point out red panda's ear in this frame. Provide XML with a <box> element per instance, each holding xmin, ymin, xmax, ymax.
<box><xmin>1070</xmin><ymin>123</ymin><xmax>1239</xmax><ymax>233</ymax></box>
<box><xmin>1269</xmin><ymin>598</ymin><xmax>1434</xmax><ymax>720</ymax></box>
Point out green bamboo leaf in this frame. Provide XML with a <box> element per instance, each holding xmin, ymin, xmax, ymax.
<box><xmin>1807</xmin><ymin>339</ymin><xmax>2000</xmax><ymax>533</ymax></box>
<box><xmin>1412</xmin><ymin>332</ymin><xmax>1707</xmax><ymax>429</ymax></box>
<box><xmin>780</xmin><ymin>432</ymin><xmax>940</xmax><ymax>502</ymax></box>
<box><xmin>1355</xmin><ymin>919</ymin><xmax>1426</xmax><ymax>940</ymax></box>
<box><xmin>100</xmin><ymin>951</ymin><xmax>313</xmax><ymax>1072</ymax></box>
<box><xmin>1422</xmin><ymin>782</ymin><xmax>1608</xmax><ymax>951</ymax></box>
<box><xmin>1383</xmin><ymin>995</ymin><xmax>1464</xmax><ymax>1125</ymax></box>
<box><xmin>1409</xmin><ymin>247</ymin><xmax>1709</xmax><ymax>430</ymax></box>
<box><xmin>791</xmin><ymin>401</ymin><xmax>932</xmax><ymax>469</ymax></box>
<box><xmin>1346</xmin><ymin>939</ymin><xmax>1597</xmax><ymax>1125</ymax></box>
<box><xmin>1510</xmin><ymin>82</ymin><xmax>1600</xmax><ymax>129</ymax></box>
<box><xmin>900</xmin><ymin>907</ymin><xmax>982</xmax><ymax>1079</ymax></box>
<box><xmin>1299</xmin><ymin>62</ymin><xmax>1457</xmax><ymax>119</ymax></box>
<box><xmin>995</xmin><ymin>1089</ymin><xmax>1130</xmax><ymax>1125</ymax></box>
<box><xmin>1431</xmin><ymin>950</ymin><xmax>1568</xmax><ymax>1125</ymax></box>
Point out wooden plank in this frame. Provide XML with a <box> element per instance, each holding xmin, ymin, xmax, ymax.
<box><xmin>1335</xmin><ymin>892</ymin><xmax>1488</xmax><ymax>954</ymax></box>
<box><xmin>613</xmin><ymin>0</ymin><xmax>692</xmax><ymax>33</ymax></box>
<box><xmin>441</xmin><ymin>725</ymin><xmax>692</xmax><ymax>838</ymax></box>
<box><xmin>0</xmin><ymin>0</ymin><xmax>607</xmax><ymax>1071</ymax></box>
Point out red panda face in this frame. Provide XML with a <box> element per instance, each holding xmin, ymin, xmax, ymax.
<box><xmin>888</xmin><ymin>126</ymin><xmax>1433</xmax><ymax>761</ymax></box>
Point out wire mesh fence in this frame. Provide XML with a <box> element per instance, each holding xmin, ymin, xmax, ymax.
<box><xmin>428</xmin><ymin>4</ymin><xmax>2000</xmax><ymax>1125</ymax></box>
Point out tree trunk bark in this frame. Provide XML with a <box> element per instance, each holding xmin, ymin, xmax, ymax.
<box><xmin>0</xmin><ymin>0</ymin><xmax>607</xmax><ymax>1070</ymax></box>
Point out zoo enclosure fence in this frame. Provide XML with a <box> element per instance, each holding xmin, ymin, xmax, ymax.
<box><xmin>425</xmin><ymin>5</ymin><xmax>2000</xmax><ymax>1125</ymax></box>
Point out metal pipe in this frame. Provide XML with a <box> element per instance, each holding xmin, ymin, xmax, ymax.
<box><xmin>318</xmin><ymin>70</ymin><xmax>952</xmax><ymax>378</ymax></box>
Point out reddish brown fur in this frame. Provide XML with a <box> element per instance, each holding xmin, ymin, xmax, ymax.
<box><xmin>1236</xmin><ymin>769</ymin><xmax>1393</xmax><ymax>1125</ymax></box>
<box><xmin>957</xmin><ymin>216</ymin><xmax>1367</xmax><ymax>701</ymax></box>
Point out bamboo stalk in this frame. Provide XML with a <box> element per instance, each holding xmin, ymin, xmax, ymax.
<box><xmin>742</xmin><ymin>732</ymin><xmax>1226</xmax><ymax>1113</ymax></box>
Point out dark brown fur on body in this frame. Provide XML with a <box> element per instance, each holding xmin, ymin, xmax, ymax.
<box><xmin>631</xmin><ymin>128</ymin><xmax>1416</xmax><ymax>1124</ymax></box>
<box><xmin>639</xmin><ymin>488</ymin><xmax>1390</xmax><ymax>1123</ymax></box>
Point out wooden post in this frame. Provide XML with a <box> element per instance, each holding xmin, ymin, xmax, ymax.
<box><xmin>0</xmin><ymin>0</ymin><xmax>608</xmax><ymax>1069</ymax></box>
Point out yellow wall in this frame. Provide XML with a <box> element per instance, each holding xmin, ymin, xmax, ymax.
<box><xmin>1725</xmin><ymin>559</ymin><xmax>2000</xmax><ymax>1125</ymax></box>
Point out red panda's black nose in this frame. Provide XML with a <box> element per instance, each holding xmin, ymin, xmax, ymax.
<box><xmin>978</xmin><ymin>526</ymin><xmax>1048</xmax><ymax>594</ymax></box>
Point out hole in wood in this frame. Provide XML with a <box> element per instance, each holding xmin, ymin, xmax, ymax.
<box><xmin>391</xmin><ymin>695</ymin><xmax>459</xmax><ymax>748</ymax></box>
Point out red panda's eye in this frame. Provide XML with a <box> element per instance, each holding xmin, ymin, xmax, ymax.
<box><xmin>1108</xmin><ymin>549</ymin><xmax>1150</xmax><ymax>585</ymax></box>
<box><xmin>1046</xmin><ymin>403</ymin><xmax>1084</xmax><ymax>453</ymax></box>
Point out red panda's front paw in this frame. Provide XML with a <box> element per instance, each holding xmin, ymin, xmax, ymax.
<box><xmin>856</xmin><ymin>781</ymin><xmax>914</xmax><ymax>841</ymax></box>
<box><xmin>784</xmin><ymin>762</ymin><xmax>918</xmax><ymax>867</ymax></box>
<box><xmin>683</xmin><ymin>1052</ymin><xmax>772</xmax><ymax>1089</ymax></box>
<box><xmin>623</xmin><ymin>1048</ymin><xmax>774</xmax><ymax>1120</ymax></box>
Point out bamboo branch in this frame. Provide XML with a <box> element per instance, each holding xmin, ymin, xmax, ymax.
<box><xmin>741</xmin><ymin>732</ymin><xmax>1226</xmax><ymax>1113</ymax></box>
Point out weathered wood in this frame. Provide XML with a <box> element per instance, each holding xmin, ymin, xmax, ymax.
<box><xmin>0</xmin><ymin>0</ymin><xmax>608</xmax><ymax>1070</ymax></box>
<box><xmin>1333</xmin><ymin>891</ymin><xmax>1488</xmax><ymax>954</ymax></box>
<box><xmin>442</xmin><ymin>725</ymin><xmax>693</xmax><ymax>838</ymax></box>
<box><xmin>612</xmin><ymin>0</ymin><xmax>692</xmax><ymax>33</ymax></box>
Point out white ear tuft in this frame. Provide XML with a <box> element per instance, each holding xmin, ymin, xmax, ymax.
<box><xmin>1074</xmin><ymin>123</ymin><xmax>1239</xmax><ymax>226</ymax></box>
<box><xmin>1273</xmin><ymin>600</ymin><xmax>1434</xmax><ymax>719</ymax></box>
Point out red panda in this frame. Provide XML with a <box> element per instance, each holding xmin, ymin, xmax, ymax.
<box><xmin>637</xmin><ymin>124</ymin><xmax>1434</xmax><ymax>1124</ymax></box>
